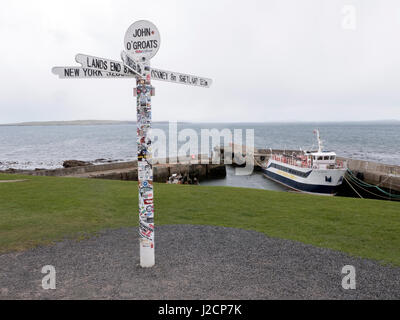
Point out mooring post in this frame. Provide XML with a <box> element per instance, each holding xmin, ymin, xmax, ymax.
<box><xmin>137</xmin><ymin>61</ymin><xmax>155</xmax><ymax>267</ymax></box>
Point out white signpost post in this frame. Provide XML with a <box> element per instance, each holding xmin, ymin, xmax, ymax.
<box><xmin>52</xmin><ymin>20</ymin><xmax>212</xmax><ymax>268</ymax></box>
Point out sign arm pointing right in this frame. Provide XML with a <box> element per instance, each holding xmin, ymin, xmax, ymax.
<box><xmin>150</xmin><ymin>67</ymin><xmax>212</xmax><ymax>88</ymax></box>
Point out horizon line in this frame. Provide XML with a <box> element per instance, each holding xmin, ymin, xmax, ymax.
<box><xmin>1</xmin><ymin>119</ymin><xmax>400</xmax><ymax>126</ymax></box>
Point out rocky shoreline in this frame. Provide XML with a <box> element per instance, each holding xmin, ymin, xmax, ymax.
<box><xmin>0</xmin><ymin>158</ymin><xmax>130</xmax><ymax>172</ymax></box>
<box><xmin>1</xmin><ymin>157</ymin><xmax>227</xmax><ymax>183</ymax></box>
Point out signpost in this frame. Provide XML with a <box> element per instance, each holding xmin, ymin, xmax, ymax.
<box><xmin>52</xmin><ymin>20</ymin><xmax>212</xmax><ymax>268</ymax></box>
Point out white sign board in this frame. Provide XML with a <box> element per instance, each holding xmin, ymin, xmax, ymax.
<box><xmin>75</xmin><ymin>53</ymin><xmax>141</xmax><ymax>76</ymax></box>
<box><xmin>52</xmin><ymin>66</ymin><xmax>133</xmax><ymax>78</ymax></box>
<box><xmin>124</xmin><ymin>20</ymin><xmax>160</xmax><ymax>61</ymax></box>
<box><xmin>151</xmin><ymin>68</ymin><xmax>212</xmax><ymax>88</ymax></box>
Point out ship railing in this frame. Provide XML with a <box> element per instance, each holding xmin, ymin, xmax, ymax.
<box><xmin>271</xmin><ymin>154</ymin><xmax>312</xmax><ymax>169</ymax></box>
<box><xmin>272</xmin><ymin>154</ymin><xmax>346</xmax><ymax>170</ymax></box>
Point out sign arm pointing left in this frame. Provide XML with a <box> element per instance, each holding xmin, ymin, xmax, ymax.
<box><xmin>75</xmin><ymin>53</ymin><xmax>144</xmax><ymax>76</ymax></box>
<box><xmin>51</xmin><ymin>66</ymin><xmax>134</xmax><ymax>78</ymax></box>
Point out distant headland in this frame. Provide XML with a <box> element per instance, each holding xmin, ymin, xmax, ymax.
<box><xmin>0</xmin><ymin>119</ymin><xmax>399</xmax><ymax>126</ymax></box>
<box><xmin>0</xmin><ymin>120</ymin><xmax>137</xmax><ymax>126</ymax></box>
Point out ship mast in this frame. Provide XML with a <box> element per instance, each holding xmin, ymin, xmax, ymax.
<box><xmin>315</xmin><ymin>129</ymin><xmax>323</xmax><ymax>152</ymax></box>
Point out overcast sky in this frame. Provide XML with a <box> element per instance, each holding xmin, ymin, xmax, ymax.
<box><xmin>0</xmin><ymin>0</ymin><xmax>400</xmax><ymax>123</ymax></box>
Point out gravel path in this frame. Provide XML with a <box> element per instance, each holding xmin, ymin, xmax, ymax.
<box><xmin>0</xmin><ymin>225</ymin><xmax>399</xmax><ymax>299</ymax></box>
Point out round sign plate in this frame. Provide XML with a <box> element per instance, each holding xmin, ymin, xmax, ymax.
<box><xmin>124</xmin><ymin>20</ymin><xmax>160</xmax><ymax>62</ymax></box>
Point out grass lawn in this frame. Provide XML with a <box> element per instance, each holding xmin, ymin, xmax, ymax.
<box><xmin>0</xmin><ymin>175</ymin><xmax>19</xmax><ymax>180</ymax></box>
<box><xmin>0</xmin><ymin>173</ymin><xmax>399</xmax><ymax>266</ymax></box>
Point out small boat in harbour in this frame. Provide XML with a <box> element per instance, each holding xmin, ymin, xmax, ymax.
<box><xmin>261</xmin><ymin>130</ymin><xmax>347</xmax><ymax>196</ymax></box>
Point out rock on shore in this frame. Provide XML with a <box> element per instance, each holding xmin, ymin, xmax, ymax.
<box><xmin>62</xmin><ymin>160</ymin><xmax>92</xmax><ymax>168</ymax></box>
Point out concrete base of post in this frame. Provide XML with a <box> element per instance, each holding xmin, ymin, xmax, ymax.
<box><xmin>140</xmin><ymin>241</ymin><xmax>155</xmax><ymax>268</ymax></box>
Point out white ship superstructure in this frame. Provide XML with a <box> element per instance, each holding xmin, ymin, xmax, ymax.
<box><xmin>262</xmin><ymin>130</ymin><xmax>347</xmax><ymax>195</ymax></box>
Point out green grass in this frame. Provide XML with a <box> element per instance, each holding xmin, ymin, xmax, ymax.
<box><xmin>1</xmin><ymin>173</ymin><xmax>400</xmax><ymax>266</ymax></box>
<box><xmin>0</xmin><ymin>175</ymin><xmax>19</xmax><ymax>180</ymax></box>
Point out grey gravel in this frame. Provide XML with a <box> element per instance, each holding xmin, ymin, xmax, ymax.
<box><xmin>0</xmin><ymin>225</ymin><xmax>399</xmax><ymax>299</ymax></box>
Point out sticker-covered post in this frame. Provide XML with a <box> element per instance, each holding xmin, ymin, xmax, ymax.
<box><xmin>124</xmin><ymin>20</ymin><xmax>160</xmax><ymax>268</ymax></box>
<box><xmin>136</xmin><ymin>63</ymin><xmax>154</xmax><ymax>267</ymax></box>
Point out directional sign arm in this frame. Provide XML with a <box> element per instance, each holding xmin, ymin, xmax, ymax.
<box><xmin>121</xmin><ymin>51</ymin><xmax>146</xmax><ymax>77</ymax></box>
<box><xmin>51</xmin><ymin>66</ymin><xmax>134</xmax><ymax>78</ymax></box>
<box><xmin>150</xmin><ymin>67</ymin><xmax>212</xmax><ymax>88</ymax></box>
<box><xmin>75</xmin><ymin>53</ymin><xmax>140</xmax><ymax>77</ymax></box>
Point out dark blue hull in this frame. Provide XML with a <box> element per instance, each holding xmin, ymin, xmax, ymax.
<box><xmin>262</xmin><ymin>168</ymin><xmax>338</xmax><ymax>195</ymax></box>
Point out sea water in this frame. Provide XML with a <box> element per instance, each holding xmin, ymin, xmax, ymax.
<box><xmin>0</xmin><ymin>122</ymin><xmax>399</xmax><ymax>171</ymax></box>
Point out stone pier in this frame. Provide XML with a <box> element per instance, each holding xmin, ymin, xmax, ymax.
<box><xmin>2</xmin><ymin>155</ymin><xmax>226</xmax><ymax>183</ymax></box>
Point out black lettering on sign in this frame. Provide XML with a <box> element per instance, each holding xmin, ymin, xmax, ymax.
<box><xmin>106</xmin><ymin>72</ymin><xmax>124</xmax><ymax>77</ymax></box>
<box><xmin>151</xmin><ymin>70</ymin><xmax>168</xmax><ymax>80</ymax></box>
<box><xmin>179</xmin><ymin>75</ymin><xmax>189</xmax><ymax>83</ymax></box>
<box><xmin>64</xmin><ymin>68</ymin><xmax>80</xmax><ymax>77</ymax></box>
<box><xmin>87</xmin><ymin>58</ymin><xmax>107</xmax><ymax>70</ymax></box>
<box><xmin>191</xmin><ymin>77</ymin><xmax>199</xmax><ymax>85</ymax></box>
<box><xmin>160</xmin><ymin>71</ymin><xmax>167</xmax><ymax>80</ymax></box>
<box><xmin>200</xmin><ymin>79</ymin><xmax>208</xmax><ymax>86</ymax></box>
<box><xmin>125</xmin><ymin>54</ymin><xmax>140</xmax><ymax>74</ymax></box>
<box><xmin>170</xmin><ymin>73</ymin><xmax>177</xmax><ymax>81</ymax></box>
<box><xmin>110</xmin><ymin>62</ymin><xmax>121</xmax><ymax>72</ymax></box>
<box><xmin>83</xmin><ymin>68</ymin><xmax>103</xmax><ymax>77</ymax></box>
<box><xmin>64</xmin><ymin>68</ymin><xmax>72</xmax><ymax>77</ymax></box>
<box><xmin>132</xmin><ymin>40</ymin><xmax>158</xmax><ymax>50</ymax></box>
<box><xmin>133</xmin><ymin>28</ymin><xmax>152</xmax><ymax>37</ymax></box>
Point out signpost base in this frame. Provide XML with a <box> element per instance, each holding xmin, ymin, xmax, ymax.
<box><xmin>140</xmin><ymin>240</ymin><xmax>155</xmax><ymax>267</ymax></box>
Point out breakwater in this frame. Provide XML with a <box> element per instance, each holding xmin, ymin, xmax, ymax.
<box><xmin>3</xmin><ymin>156</ymin><xmax>226</xmax><ymax>183</ymax></box>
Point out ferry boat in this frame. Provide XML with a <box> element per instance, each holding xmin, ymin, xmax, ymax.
<box><xmin>261</xmin><ymin>130</ymin><xmax>347</xmax><ymax>196</ymax></box>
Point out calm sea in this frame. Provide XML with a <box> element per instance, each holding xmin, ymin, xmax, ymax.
<box><xmin>0</xmin><ymin>122</ymin><xmax>399</xmax><ymax>170</ymax></box>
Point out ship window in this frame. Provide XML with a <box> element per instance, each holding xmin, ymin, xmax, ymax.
<box><xmin>330</xmin><ymin>156</ymin><xmax>335</xmax><ymax>160</ymax></box>
<box><xmin>318</xmin><ymin>156</ymin><xmax>323</xmax><ymax>160</ymax></box>
<box><xmin>324</xmin><ymin>156</ymin><xmax>329</xmax><ymax>160</ymax></box>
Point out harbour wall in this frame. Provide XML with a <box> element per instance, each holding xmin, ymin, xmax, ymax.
<box><xmin>3</xmin><ymin>156</ymin><xmax>226</xmax><ymax>183</ymax></box>
<box><xmin>337</xmin><ymin>157</ymin><xmax>400</xmax><ymax>192</ymax></box>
